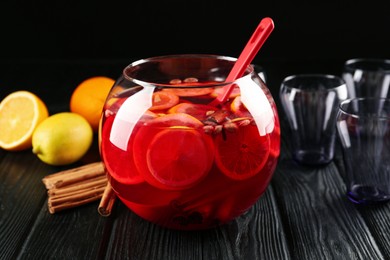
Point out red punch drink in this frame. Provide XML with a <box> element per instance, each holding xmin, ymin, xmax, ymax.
<box><xmin>100</xmin><ymin>55</ymin><xmax>280</xmax><ymax>230</ymax></box>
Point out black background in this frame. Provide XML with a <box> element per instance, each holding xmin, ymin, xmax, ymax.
<box><xmin>2</xmin><ymin>1</ymin><xmax>390</xmax><ymax>63</ymax></box>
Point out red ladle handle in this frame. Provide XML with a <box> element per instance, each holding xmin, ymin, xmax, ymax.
<box><xmin>211</xmin><ymin>17</ymin><xmax>274</xmax><ymax>106</ymax></box>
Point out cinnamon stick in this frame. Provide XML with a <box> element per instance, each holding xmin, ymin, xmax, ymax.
<box><xmin>42</xmin><ymin>161</ymin><xmax>116</xmax><ymax>215</ymax></box>
<box><xmin>42</xmin><ymin>161</ymin><xmax>105</xmax><ymax>189</ymax></box>
<box><xmin>47</xmin><ymin>175</ymin><xmax>107</xmax><ymax>197</ymax></box>
<box><xmin>98</xmin><ymin>182</ymin><xmax>117</xmax><ymax>217</ymax></box>
<box><xmin>49</xmin><ymin>186</ymin><xmax>106</xmax><ymax>206</ymax></box>
<box><xmin>48</xmin><ymin>194</ymin><xmax>103</xmax><ymax>214</ymax></box>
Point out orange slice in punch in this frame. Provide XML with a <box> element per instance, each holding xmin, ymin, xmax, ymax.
<box><xmin>149</xmin><ymin>91</ymin><xmax>179</xmax><ymax>111</ymax></box>
<box><xmin>133</xmin><ymin>113</ymin><xmax>214</xmax><ymax>190</ymax></box>
<box><xmin>168</xmin><ymin>103</ymin><xmax>216</xmax><ymax>121</ymax></box>
<box><xmin>147</xmin><ymin>113</ymin><xmax>204</xmax><ymax>128</ymax></box>
<box><xmin>230</xmin><ymin>96</ymin><xmax>251</xmax><ymax>117</ymax></box>
<box><xmin>215</xmin><ymin>124</ymin><xmax>270</xmax><ymax>180</ymax></box>
<box><xmin>145</xmin><ymin>128</ymin><xmax>212</xmax><ymax>190</ymax></box>
<box><xmin>211</xmin><ymin>85</ymin><xmax>240</xmax><ymax>98</ymax></box>
<box><xmin>163</xmin><ymin>88</ymin><xmax>214</xmax><ymax>97</ymax></box>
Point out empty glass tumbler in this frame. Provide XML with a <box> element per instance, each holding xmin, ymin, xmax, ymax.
<box><xmin>336</xmin><ymin>97</ymin><xmax>390</xmax><ymax>204</ymax></box>
<box><xmin>280</xmin><ymin>74</ymin><xmax>347</xmax><ymax>166</ymax></box>
<box><xmin>342</xmin><ymin>58</ymin><xmax>390</xmax><ymax>98</ymax></box>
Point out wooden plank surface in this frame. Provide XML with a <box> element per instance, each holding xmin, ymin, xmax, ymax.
<box><xmin>272</xmin><ymin>159</ymin><xmax>385</xmax><ymax>259</ymax></box>
<box><xmin>0</xmin><ymin>152</ymin><xmax>48</xmax><ymax>259</ymax></box>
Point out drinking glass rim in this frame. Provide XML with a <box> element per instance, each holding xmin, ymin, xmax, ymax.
<box><xmin>281</xmin><ymin>74</ymin><xmax>346</xmax><ymax>91</ymax></box>
<box><xmin>122</xmin><ymin>54</ymin><xmax>257</xmax><ymax>87</ymax></box>
<box><xmin>339</xmin><ymin>97</ymin><xmax>390</xmax><ymax>120</ymax></box>
<box><xmin>343</xmin><ymin>58</ymin><xmax>390</xmax><ymax>73</ymax></box>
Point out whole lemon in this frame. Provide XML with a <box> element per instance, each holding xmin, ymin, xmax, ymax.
<box><xmin>32</xmin><ymin>112</ymin><xmax>93</xmax><ymax>166</ymax></box>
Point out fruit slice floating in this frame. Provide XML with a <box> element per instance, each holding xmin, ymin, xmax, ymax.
<box><xmin>215</xmin><ymin>124</ymin><xmax>270</xmax><ymax>180</ymax></box>
<box><xmin>147</xmin><ymin>112</ymin><xmax>204</xmax><ymax>128</ymax></box>
<box><xmin>163</xmin><ymin>87</ymin><xmax>214</xmax><ymax>97</ymax></box>
<box><xmin>168</xmin><ymin>103</ymin><xmax>216</xmax><ymax>121</ymax></box>
<box><xmin>0</xmin><ymin>90</ymin><xmax>49</xmax><ymax>151</ymax></box>
<box><xmin>230</xmin><ymin>96</ymin><xmax>251</xmax><ymax>117</ymax></box>
<box><xmin>149</xmin><ymin>91</ymin><xmax>179</xmax><ymax>111</ymax></box>
<box><xmin>145</xmin><ymin>128</ymin><xmax>212</xmax><ymax>190</ymax></box>
<box><xmin>133</xmin><ymin>113</ymin><xmax>214</xmax><ymax>190</ymax></box>
<box><xmin>211</xmin><ymin>85</ymin><xmax>240</xmax><ymax>99</ymax></box>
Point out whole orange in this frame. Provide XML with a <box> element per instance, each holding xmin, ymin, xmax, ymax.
<box><xmin>70</xmin><ymin>76</ymin><xmax>115</xmax><ymax>132</ymax></box>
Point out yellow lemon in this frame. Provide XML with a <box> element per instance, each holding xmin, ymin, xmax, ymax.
<box><xmin>32</xmin><ymin>112</ymin><xmax>93</xmax><ymax>165</ymax></box>
<box><xmin>0</xmin><ymin>90</ymin><xmax>49</xmax><ymax>151</ymax></box>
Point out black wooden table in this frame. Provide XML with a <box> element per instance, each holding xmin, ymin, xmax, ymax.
<box><xmin>1</xmin><ymin>59</ymin><xmax>390</xmax><ymax>260</ymax></box>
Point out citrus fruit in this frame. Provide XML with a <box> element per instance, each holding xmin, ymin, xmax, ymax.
<box><xmin>214</xmin><ymin>124</ymin><xmax>270</xmax><ymax>180</ymax></box>
<box><xmin>145</xmin><ymin>113</ymin><xmax>204</xmax><ymax>128</ymax></box>
<box><xmin>70</xmin><ymin>76</ymin><xmax>115</xmax><ymax>132</ymax></box>
<box><xmin>163</xmin><ymin>87</ymin><xmax>214</xmax><ymax>97</ymax></box>
<box><xmin>230</xmin><ymin>96</ymin><xmax>251</xmax><ymax>117</ymax></box>
<box><xmin>211</xmin><ymin>85</ymin><xmax>240</xmax><ymax>98</ymax></box>
<box><xmin>0</xmin><ymin>90</ymin><xmax>49</xmax><ymax>151</ymax></box>
<box><xmin>133</xmin><ymin>113</ymin><xmax>214</xmax><ymax>190</ymax></box>
<box><xmin>145</xmin><ymin>128</ymin><xmax>212</xmax><ymax>189</ymax></box>
<box><xmin>32</xmin><ymin>112</ymin><xmax>93</xmax><ymax>166</ymax></box>
<box><xmin>168</xmin><ymin>103</ymin><xmax>216</xmax><ymax>121</ymax></box>
<box><xmin>149</xmin><ymin>91</ymin><xmax>179</xmax><ymax>111</ymax></box>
